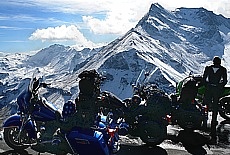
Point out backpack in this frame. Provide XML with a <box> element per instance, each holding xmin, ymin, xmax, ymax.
<box><xmin>78</xmin><ymin>70</ymin><xmax>100</xmax><ymax>97</ymax></box>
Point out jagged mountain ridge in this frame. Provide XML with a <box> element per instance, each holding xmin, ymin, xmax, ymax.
<box><xmin>0</xmin><ymin>3</ymin><xmax>230</xmax><ymax>114</ymax></box>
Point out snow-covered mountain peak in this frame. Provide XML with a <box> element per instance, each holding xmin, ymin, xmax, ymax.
<box><xmin>26</xmin><ymin>44</ymin><xmax>67</xmax><ymax>66</ymax></box>
<box><xmin>136</xmin><ymin>3</ymin><xmax>230</xmax><ymax>59</ymax></box>
<box><xmin>25</xmin><ymin>44</ymin><xmax>98</xmax><ymax>74</ymax></box>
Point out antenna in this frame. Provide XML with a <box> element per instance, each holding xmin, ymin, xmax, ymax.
<box><xmin>136</xmin><ymin>69</ymin><xmax>145</xmax><ymax>86</ymax></box>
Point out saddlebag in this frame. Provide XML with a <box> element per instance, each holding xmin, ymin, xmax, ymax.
<box><xmin>66</xmin><ymin>129</ymin><xmax>109</xmax><ymax>155</ymax></box>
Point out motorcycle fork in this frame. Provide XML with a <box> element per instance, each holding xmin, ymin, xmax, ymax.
<box><xmin>64</xmin><ymin>134</ymin><xmax>78</xmax><ymax>155</ymax></box>
<box><xmin>18</xmin><ymin>115</ymin><xmax>34</xmax><ymax>144</ymax></box>
<box><xmin>201</xmin><ymin>105</ymin><xmax>209</xmax><ymax>130</ymax></box>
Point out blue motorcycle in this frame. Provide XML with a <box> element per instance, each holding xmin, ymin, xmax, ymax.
<box><xmin>2</xmin><ymin>70</ymin><xmax>119</xmax><ymax>155</ymax></box>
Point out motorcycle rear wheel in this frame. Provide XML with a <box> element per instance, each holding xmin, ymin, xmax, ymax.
<box><xmin>139</xmin><ymin>121</ymin><xmax>167</xmax><ymax>146</ymax></box>
<box><xmin>217</xmin><ymin>120</ymin><xmax>230</xmax><ymax>143</ymax></box>
<box><xmin>3</xmin><ymin>127</ymin><xmax>29</xmax><ymax>150</ymax></box>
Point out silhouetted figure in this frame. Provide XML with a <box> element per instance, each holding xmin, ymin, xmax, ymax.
<box><xmin>202</xmin><ymin>56</ymin><xmax>227</xmax><ymax>144</ymax></box>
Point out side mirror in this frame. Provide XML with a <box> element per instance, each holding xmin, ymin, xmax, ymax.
<box><xmin>40</xmin><ymin>83</ymin><xmax>51</xmax><ymax>88</ymax></box>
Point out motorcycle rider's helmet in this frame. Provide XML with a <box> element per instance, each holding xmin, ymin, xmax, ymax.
<box><xmin>131</xmin><ymin>95</ymin><xmax>141</xmax><ymax>105</ymax></box>
<box><xmin>213</xmin><ymin>56</ymin><xmax>221</xmax><ymax>65</ymax></box>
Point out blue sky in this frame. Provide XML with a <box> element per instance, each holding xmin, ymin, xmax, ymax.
<box><xmin>1</xmin><ymin>0</ymin><xmax>230</xmax><ymax>53</ymax></box>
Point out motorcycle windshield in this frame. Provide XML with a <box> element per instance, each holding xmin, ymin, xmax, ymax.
<box><xmin>29</xmin><ymin>68</ymin><xmax>44</xmax><ymax>93</ymax></box>
<box><xmin>17</xmin><ymin>68</ymin><xmax>43</xmax><ymax>113</ymax></box>
<box><xmin>17</xmin><ymin>87</ymin><xmax>32</xmax><ymax>113</ymax></box>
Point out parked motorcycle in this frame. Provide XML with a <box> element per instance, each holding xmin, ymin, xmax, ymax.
<box><xmin>2</xmin><ymin>69</ymin><xmax>119</xmax><ymax>155</ymax></box>
<box><xmin>170</xmin><ymin>75</ymin><xmax>208</xmax><ymax>130</ymax></box>
<box><xmin>119</xmin><ymin>70</ymin><xmax>171</xmax><ymax>146</ymax></box>
<box><xmin>172</xmin><ymin>74</ymin><xmax>230</xmax><ymax>130</ymax></box>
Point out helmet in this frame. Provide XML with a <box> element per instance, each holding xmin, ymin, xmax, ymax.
<box><xmin>131</xmin><ymin>95</ymin><xmax>141</xmax><ymax>105</ymax></box>
<box><xmin>213</xmin><ymin>56</ymin><xmax>221</xmax><ymax>65</ymax></box>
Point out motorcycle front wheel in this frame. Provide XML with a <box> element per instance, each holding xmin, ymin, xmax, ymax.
<box><xmin>3</xmin><ymin>127</ymin><xmax>29</xmax><ymax>150</ymax></box>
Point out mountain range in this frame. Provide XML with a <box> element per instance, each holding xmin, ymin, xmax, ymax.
<box><xmin>1</xmin><ymin>3</ymin><xmax>230</xmax><ymax>116</ymax></box>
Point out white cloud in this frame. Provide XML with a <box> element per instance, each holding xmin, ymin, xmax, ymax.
<box><xmin>0</xmin><ymin>25</ymin><xmax>33</xmax><ymax>31</ymax></box>
<box><xmin>29</xmin><ymin>25</ymin><xmax>96</xmax><ymax>47</ymax></box>
<box><xmin>82</xmin><ymin>11</ymin><xmax>136</xmax><ymax>35</ymax></box>
<box><xmin>82</xmin><ymin>0</ymin><xmax>153</xmax><ymax>35</ymax></box>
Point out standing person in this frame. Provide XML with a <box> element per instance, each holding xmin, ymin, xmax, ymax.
<box><xmin>202</xmin><ymin>56</ymin><xmax>227</xmax><ymax>144</ymax></box>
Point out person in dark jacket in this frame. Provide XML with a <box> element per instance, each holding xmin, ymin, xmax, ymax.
<box><xmin>202</xmin><ymin>56</ymin><xmax>227</xmax><ymax>144</ymax></box>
